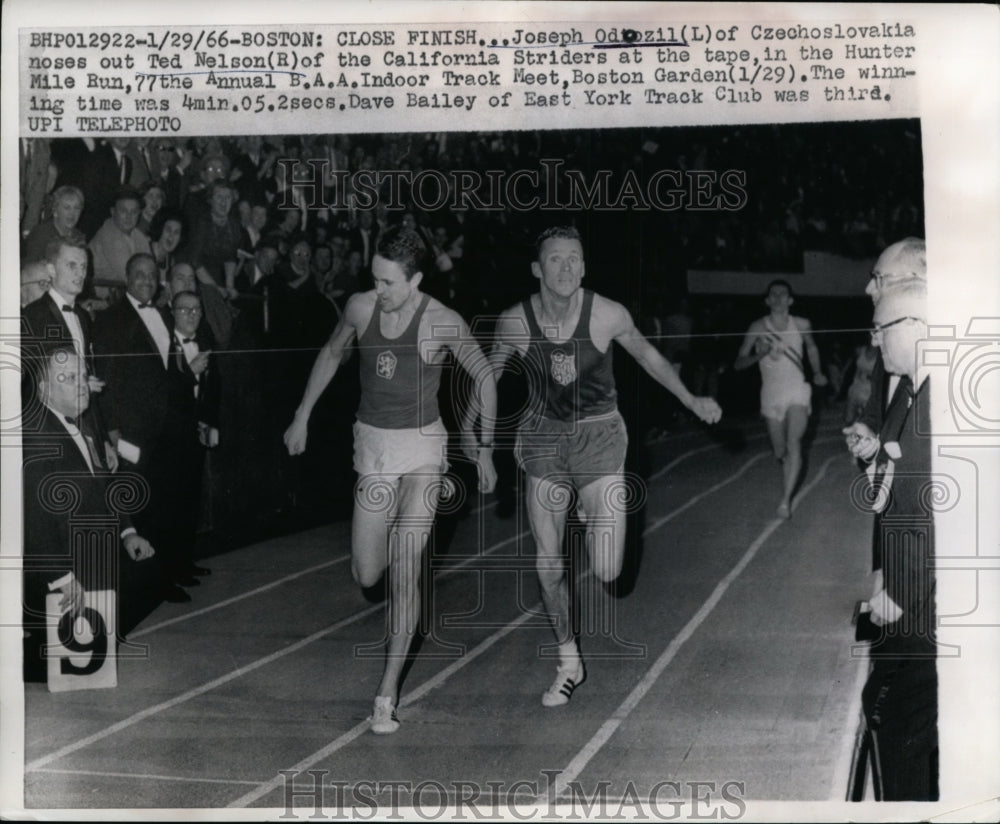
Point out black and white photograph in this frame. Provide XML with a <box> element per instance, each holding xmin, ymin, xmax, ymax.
<box><xmin>3</xmin><ymin>2</ymin><xmax>999</xmax><ymax>821</ymax></box>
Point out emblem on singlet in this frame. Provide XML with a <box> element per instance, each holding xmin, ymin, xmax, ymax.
<box><xmin>376</xmin><ymin>351</ymin><xmax>397</xmax><ymax>379</ymax></box>
<box><xmin>550</xmin><ymin>349</ymin><xmax>576</xmax><ymax>386</ymax></box>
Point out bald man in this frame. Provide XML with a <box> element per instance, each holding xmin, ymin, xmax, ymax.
<box><xmin>20</xmin><ymin>261</ymin><xmax>51</xmax><ymax>308</ymax></box>
<box><xmin>856</xmin><ymin>279</ymin><xmax>937</xmax><ymax>800</ymax></box>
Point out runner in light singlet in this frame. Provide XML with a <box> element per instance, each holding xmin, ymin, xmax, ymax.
<box><xmin>735</xmin><ymin>279</ymin><xmax>827</xmax><ymax>518</ymax></box>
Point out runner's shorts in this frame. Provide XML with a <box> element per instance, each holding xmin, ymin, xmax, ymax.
<box><xmin>353</xmin><ymin>418</ymin><xmax>448</xmax><ymax>481</ymax></box>
<box><xmin>516</xmin><ymin>411</ymin><xmax>627</xmax><ymax>486</ymax></box>
<box><xmin>760</xmin><ymin>382</ymin><xmax>812</xmax><ymax>422</ymax></box>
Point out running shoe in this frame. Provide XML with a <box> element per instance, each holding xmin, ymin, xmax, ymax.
<box><xmin>370</xmin><ymin>696</ymin><xmax>400</xmax><ymax>734</ymax></box>
<box><xmin>542</xmin><ymin>661</ymin><xmax>586</xmax><ymax>707</ymax></box>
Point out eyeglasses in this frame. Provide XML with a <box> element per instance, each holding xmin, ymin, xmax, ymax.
<box><xmin>156</xmin><ymin>145</ymin><xmax>174</xmax><ymax>151</ymax></box>
<box><xmin>173</xmin><ymin>307</ymin><xmax>202</xmax><ymax>316</ymax></box>
<box><xmin>869</xmin><ymin>270</ymin><xmax>918</xmax><ymax>290</ymax></box>
<box><xmin>870</xmin><ymin>315</ymin><xmax>922</xmax><ymax>341</ymax></box>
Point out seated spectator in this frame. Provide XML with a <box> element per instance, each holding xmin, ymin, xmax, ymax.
<box><xmin>186</xmin><ymin>181</ymin><xmax>242</xmax><ymax>297</ymax></box>
<box><xmin>138</xmin><ymin>181</ymin><xmax>166</xmax><ymax>235</ymax></box>
<box><xmin>20</xmin><ymin>261</ymin><xmax>51</xmax><ymax>309</ymax></box>
<box><xmin>22</xmin><ymin>185</ymin><xmax>86</xmax><ymax>265</ymax></box>
<box><xmin>88</xmin><ymin>187</ymin><xmax>151</xmax><ymax>301</ymax></box>
<box><xmin>22</xmin><ymin>345</ymin><xmax>156</xmax><ymax>681</ymax></box>
<box><xmin>150</xmin><ymin>138</ymin><xmax>187</xmax><ymax>210</ymax></box>
<box><xmin>149</xmin><ymin>208</ymin><xmax>185</xmax><ymax>287</ymax></box>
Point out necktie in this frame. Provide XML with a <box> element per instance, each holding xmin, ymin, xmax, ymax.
<box><xmin>871</xmin><ymin>375</ymin><xmax>914</xmax><ymax>506</ymax></box>
<box><xmin>61</xmin><ymin>304</ymin><xmax>74</xmax><ymax>313</ymax></box>
<box><xmin>183</xmin><ymin>337</ymin><xmax>195</xmax><ymax>344</ymax></box>
<box><xmin>137</xmin><ymin>302</ymin><xmax>153</xmax><ymax>309</ymax></box>
<box><xmin>64</xmin><ymin>415</ymin><xmax>77</xmax><ymax>426</ymax></box>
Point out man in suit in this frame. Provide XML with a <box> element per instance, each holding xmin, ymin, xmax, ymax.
<box><xmin>857</xmin><ymin>279</ymin><xmax>937</xmax><ymax>800</ymax></box>
<box><xmin>844</xmin><ymin>238</ymin><xmax>926</xmax><ymax>574</ymax></box>
<box><xmin>22</xmin><ymin>345</ymin><xmax>156</xmax><ymax>682</ymax></box>
<box><xmin>166</xmin><ymin>290</ymin><xmax>220</xmax><ymax>579</ymax></box>
<box><xmin>22</xmin><ymin>236</ymin><xmax>117</xmax><ymax>472</ymax></box>
<box><xmin>93</xmin><ymin>253</ymin><xmax>194</xmax><ymax>602</ymax></box>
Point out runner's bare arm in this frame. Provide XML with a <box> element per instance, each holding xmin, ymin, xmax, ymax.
<box><xmin>611</xmin><ymin>302</ymin><xmax>722</xmax><ymax>424</ymax></box>
<box><xmin>284</xmin><ymin>293</ymin><xmax>365</xmax><ymax>455</ymax></box>
<box><xmin>734</xmin><ymin>320</ymin><xmax>768</xmax><ymax>371</ymax></box>
<box><xmin>798</xmin><ymin>317</ymin><xmax>827</xmax><ymax>385</ymax></box>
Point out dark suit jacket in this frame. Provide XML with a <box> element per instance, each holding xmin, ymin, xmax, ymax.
<box><xmin>22</xmin><ymin>406</ymin><xmax>138</xmax><ymax>614</ymax></box>
<box><xmin>92</xmin><ymin>299</ymin><xmax>174</xmax><ymax>465</ymax></box>
<box><xmin>170</xmin><ymin>329</ymin><xmax>222</xmax><ymax>429</ymax></box>
<box><xmin>21</xmin><ymin>293</ymin><xmax>110</xmax><ymax>439</ymax></box>
<box><xmin>871</xmin><ymin>376</ymin><xmax>934</xmax><ymax>658</ymax></box>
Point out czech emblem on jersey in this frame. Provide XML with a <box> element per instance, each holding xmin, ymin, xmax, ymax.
<box><xmin>376</xmin><ymin>350</ymin><xmax>397</xmax><ymax>379</ymax></box>
<box><xmin>550</xmin><ymin>349</ymin><xmax>576</xmax><ymax>386</ymax></box>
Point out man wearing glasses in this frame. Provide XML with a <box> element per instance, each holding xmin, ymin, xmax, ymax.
<box><xmin>843</xmin><ymin>239</ymin><xmax>926</xmax><ymax>581</ymax></box>
<box><xmin>854</xmin><ymin>278</ymin><xmax>937</xmax><ymax>800</ymax></box>
<box><xmin>20</xmin><ymin>261</ymin><xmax>51</xmax><ymax>308</ymax></box>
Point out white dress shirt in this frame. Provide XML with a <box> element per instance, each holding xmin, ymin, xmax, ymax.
<box><xmin>127</xmin><ymin>292</ymin><xmax>170</xmax><ymax>367</ymax></box>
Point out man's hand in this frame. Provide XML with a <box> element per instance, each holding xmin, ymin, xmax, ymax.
<box><xmin>189</xmin><ymin>351</ymin><xmax>211</xmax><ymax>376</ymax></box>
<box><xmin>687</xmin><ymin>396</ymin><xmax>723</xmax><ymax>425</ymax></box>
<box><xmin>813</xmin><ymin>373</ymin><xmax>829</xmax><ymax>388</ymax></box>
<box><xmin>843</xmin><ymin>422</ymin><xmax>879</xmax><ymax>461</ymax></box>
<box><xmin>87</xmin><ymin>375</ymin><xmax>105</xmax><ymax>393</ymax></box>
<box><xmin>57</xmin><ymin>575</ymin><xmax>85</xmax><ymax>616</ymax></box>
<box><xmin>476</xmin><ymin>448</ymin><xmax>498</xmax><ymax>494</ymax></box>
<box><xmin>869</xmin><ymin>588</ymin><xmax>903</xmax><ymax>627</ymax></box>
<box><xmin>123</xmin><ymin>533</ymin><xmax>155</xmax><ymax>561</ymax></box>
<box><xmin>284</xmin><ymin>414</ymin><xmax>309</xmax><ymax>456</ymax></box>
<box><xmin>103</xmin><ymin>441</ymin><xmax>119</xmax><ymax>473</ymax></box>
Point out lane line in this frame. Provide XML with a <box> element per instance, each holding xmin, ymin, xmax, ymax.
<box><xmin>26</xmin><ymin>530</ymin><xmax>529</xmax><ymax>773</ymax></box>
<box><xmin>227</xmin><ymin>609</ymin><xmax>539</xmax><ymax>808</ymax></box>
<box><xmin>548</xmin><ymin>455</ymin><xmax>839</xmax><ymax>800</ymax></box>
<box><xmin>31</xmin><ymin>767</ymin><xmax>262</xmax><ymax>787</ymax></box>
<box><xmin>30</xmin><ymin>436</ymin><xmax>841</xmax><ymax>782</ymax></box>
<box><xmin>130</xmin><ymin>555</ymin><xmax>351</xmax><ymax>639</ymax></box>
<box><xmin>230</xmin><ymin>445</ymin><xmax>799</xmax><ymax>807</ymax></box>
<box><xmin>132</xmin><ymin>436</ymin><xmax>723</xmax><ymax>639</ymax></box>
<box><xmin>643</xmin><ymin>452</ymin><xmax>769</xmax><ymax>536</ymax></box>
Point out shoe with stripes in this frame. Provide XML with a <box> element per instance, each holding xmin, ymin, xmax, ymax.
<box><xmin>370</xmin><ymin>696</ymin><xmax>400</xmax><ymax>734</ymax></box>
<box><xmin>542</xmin><ymin>661</ymin><xmax>586</xmax><ymax>707</ymax></box>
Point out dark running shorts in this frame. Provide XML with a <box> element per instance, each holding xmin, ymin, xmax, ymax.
<box><xmin>516</xmin><ymin>411</ymin><xmax>628</xmax><ymax>485</ymax></box>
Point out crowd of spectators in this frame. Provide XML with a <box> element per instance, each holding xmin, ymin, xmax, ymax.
<box><xmin>18</xmin><ymin>124</ymin><xmax>924</xmax><ymax>564</ymax></box>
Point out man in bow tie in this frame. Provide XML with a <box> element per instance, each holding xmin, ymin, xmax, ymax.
<box><xmin>22</xmin><ymin>345</ymin><xmax>156</xmax><ymax>682</ymax></box>
<box><xmin>22</xmin><ymin>236</ymin><xmax>117</xmax><ymax>471</ymax></box>
<box><xmin>94</xmin><ymin>253</ymin><xmax>201</xmax><ymax>604</ymax></box>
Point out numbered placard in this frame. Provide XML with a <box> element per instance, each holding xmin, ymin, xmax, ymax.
<box><xmin>44</xmin><ymin>590</ymin><xmax>118</xmax><ymax>693</ymax></box>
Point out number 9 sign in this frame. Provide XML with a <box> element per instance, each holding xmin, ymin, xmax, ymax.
<box><xmin>44</xmin><ymin>590</ymin><xmax>118</xmax><ymax>693</ymax></box>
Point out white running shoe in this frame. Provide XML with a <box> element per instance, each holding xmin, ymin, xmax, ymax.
<box><xmin>370</xmin><ymin>696</ymin><xmax>400</xmax><ymax>734</ymax></box>
<box><xmin>542</xmin><ymin>661</ymin><xmax>586</xmax><ymax>707</ymax></box>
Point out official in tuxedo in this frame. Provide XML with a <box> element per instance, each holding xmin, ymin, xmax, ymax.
<box><xmin>166</xmin><ymin>290</ymin><xmax>220</xmax><ymax>578</ymax></box>
<box><xmin>93</xmin><ymin>253</ymin><xmax>194</xmax><ymax>603</ymax></box>
<box><xmin>858</xmin><ymin>280</ymin><xmax>937</xmax><ymax>801</ymax></box>
<box><xmin>21</xmin><ymin>236</ymin><xmax>116</xmax><ymax>473</ymax></box>
<box><xmin>22</xmin><ymin>346</ymin><xmax>155</xmax><ymax>682</ymax></box>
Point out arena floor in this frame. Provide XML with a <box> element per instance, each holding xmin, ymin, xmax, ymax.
<box><xmin>20</xmin><ymin>414</ymin><xmax>883</xmax><ymax>817</ymax></box>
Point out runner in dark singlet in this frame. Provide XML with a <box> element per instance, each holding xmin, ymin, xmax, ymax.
<box><xmin>477</xmin><ymin>226</ymin><xmax>722</xmax><ymax>707</ymax></box>
<box><xmin>285</xmin><ymin>226</ymin><xmax>496</xmax><ymax>734</ymax></box>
